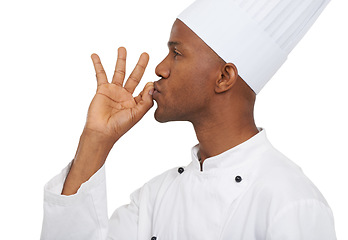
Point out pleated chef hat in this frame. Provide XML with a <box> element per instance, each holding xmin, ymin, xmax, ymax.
<box><xmin>178</xmin><ymin>0</ymin><xmax>331</xmax><ymax>94</ymax></box>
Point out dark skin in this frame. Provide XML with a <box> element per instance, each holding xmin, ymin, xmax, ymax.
<box><xmin>154</xmin><ymin>19</ymin><xmax>258</xmax><ymax>163</ymax></box>
<box><xmin>62</xmin><ymin>19</ymin><xmax>258</xmax><ymax>195</ymax></box>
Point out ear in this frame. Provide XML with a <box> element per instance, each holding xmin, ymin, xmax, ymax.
<box><xmin>215</xmin><ymin>63</ymin><xmax>238</xmax><ymax>93</ymax></box>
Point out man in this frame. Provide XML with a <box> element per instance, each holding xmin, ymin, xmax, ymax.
<box><xmin>41</xmin><ymin>0</ymin><xmax>336</xmax><ymax>239</ymax></box>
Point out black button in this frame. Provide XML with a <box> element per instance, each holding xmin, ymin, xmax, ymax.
<box><xmin>178</xmin><ymin>167</ymin><xmax>184</xmax><ymax>174</ymax></box>
<box><xmin>235</xmin><ymin>176</ymin><xmax>242</xmax><ymax>183</ymax></box>
<box><xmin>151</xmin><ymin>237</ymin><xmax>157</xmax><ymax>240</ymax></box>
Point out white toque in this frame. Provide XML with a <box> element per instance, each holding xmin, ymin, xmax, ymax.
<box><xmin>178</xmin><ymin>0</ymin><xmax>331</xmax><ymax>94</ymax></box>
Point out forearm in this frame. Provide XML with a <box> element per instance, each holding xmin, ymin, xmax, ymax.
<box><xmin>41</xmin><ymin>161</ymin><xmax>109</xmax><ymax>240</ymax></box>
<box><xmin>62</xmin><ymin>129</ymin><xmax>115</xmax><ymax>195</ymax></box>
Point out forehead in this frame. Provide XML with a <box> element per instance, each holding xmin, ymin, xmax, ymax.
<box><xmin>168</xmin><ymin>19</ymin><xmax>207</xmax><ymax>50</ymax></box>
<box><xmin>168</xmin><ymin>19</ymin><xmax>225</xmax><ymax>65</ymax></box>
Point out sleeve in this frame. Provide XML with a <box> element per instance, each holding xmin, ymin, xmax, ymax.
<box><xmin>266</xmin><ymin>199</ymin><xmax>337</xmax><ymax>240</ymax></box>
<box><xmin>40</xmin><ymin>162</ymin><xmax>110</xmax><ymax>240</ymax></box>
<box><xmin>106</xmin><ymin>188</ymin><xmax>142</xmax><ymax>240</ymax></box>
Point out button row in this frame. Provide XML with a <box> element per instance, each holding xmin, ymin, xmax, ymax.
<box><xmin>177</xmin><ymin>167</ymin><xmax>242</xmax><ymax>183</ymax></box>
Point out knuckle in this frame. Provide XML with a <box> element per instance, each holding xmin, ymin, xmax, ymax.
<box><xmin>112</xmin><ymin>82</ymin><xmax>123</xmax><ymax>87</ymax></box>
<box><xmin>96</xmin><ymin>69</ymin><xmax>106</xmax><ymax>75</ymax></box>
<box><xmin>129</xmin><ymin>75</ymin><xmax>140</xmax><ymax>83</ymax></box>
<box><xmin>115</xmin><ymin>69</ymin><xmax>125</xmax><ymax>76</ymax></box>
<box><xmin>136</xmin><ymin>63</ymin><xmax>146</xmax><ymax>70</ymax></box>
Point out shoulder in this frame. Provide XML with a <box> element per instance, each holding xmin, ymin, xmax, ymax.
<box><xmin>249</xmin><ymin>145</ymin><xmax>329</xmax><ymax>207</ymax></box>
<box><xmin>246</xmin><ymin>147</ymin><xmax>336</xmax><ymax>238</ymax></box>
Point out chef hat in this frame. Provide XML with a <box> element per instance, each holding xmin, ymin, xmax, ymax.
<box><xmin>178</xmin><ymin>0</ymin><xmax>331</xmax><ymax>94</ymax></box>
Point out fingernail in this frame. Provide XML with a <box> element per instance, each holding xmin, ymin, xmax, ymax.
<box><xmin>149</xmin><ymin>89</ymin><xmax>154</xmax><ymax>95</ymax></box>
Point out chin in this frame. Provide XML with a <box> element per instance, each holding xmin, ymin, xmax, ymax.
<box><xmin>154</xmin><ymin>109</ymin><xmax>189</xmax><ymax>123</ymax></box>
<box><xmin>154</xmin><ymin>110</ymin><xmax>170</xmax><ymax>123</ymax></box>
<box><xmin>154</xmin><ymin>108</ymin><xmax>180</xmax><ymax>123</ymax></box>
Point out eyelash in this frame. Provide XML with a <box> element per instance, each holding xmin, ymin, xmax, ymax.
<box><xmin>173</xmin><ymin>49</ymin><xmax>181</xmax><ymax>58</ymax></box>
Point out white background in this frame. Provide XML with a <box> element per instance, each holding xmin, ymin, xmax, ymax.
<box><xmin>0</xmin><ymin>0</ymin><xmax>347</xmax><ymax>239</ymax></box>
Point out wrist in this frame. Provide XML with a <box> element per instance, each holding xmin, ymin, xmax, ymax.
<box><xmin>61</xmin><ymin>129</ymin><xmax>115</xmax><ymax>195</ymax></box>
<box><xmin>74</xmin><ymin>129</ymin><xmax>115</xmax><ymax>166</ymax></box>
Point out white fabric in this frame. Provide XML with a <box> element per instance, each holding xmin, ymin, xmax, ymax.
<box><xmin>41</xmin><ymin>128</ymin><xmax>337</xmax><ymax>240</ymax></box>
<box><xmin>177</xmin><ymin>0</ymin><xmax>331</xmax><ymax>94</ymax></box>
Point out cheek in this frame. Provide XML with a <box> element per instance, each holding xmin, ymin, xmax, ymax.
<box><xmin>169</xmin><ymin>80</ymin><xmax>210</xmax><ymax>112</ymax></box>
<box><xmin>168</xmin><ymin>75</ymin><xmax>197</xmax><ymax>102</ymax></box>
<box><xmin>167</xmin><ymin>60</ymin><xmax>215</xmax><ymax>102</ymax></box>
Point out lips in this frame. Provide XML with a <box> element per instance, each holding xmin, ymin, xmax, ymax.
<box><xmin>153</xmin><ymin>81</ymin><xmax>161</xmax><ymax>93</ymax></box>
<box><xmin>153</xmin><ymin>81</ymin><xmax>161</xmax><ymax>99</ymax></box>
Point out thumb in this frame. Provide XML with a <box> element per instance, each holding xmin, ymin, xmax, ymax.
<box><xmin>133</xmin><ymin>82</ymin><xmax>154</xmax><ymax>122</ymax></box>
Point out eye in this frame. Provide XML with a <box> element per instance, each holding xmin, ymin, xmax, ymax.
<box><xmin>173</xmin><ymin>49</ymin><xmax>181</xmax><ymax>58</ymax></box>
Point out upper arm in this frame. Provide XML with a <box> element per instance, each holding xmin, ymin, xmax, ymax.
<box><xmin>266</xmin><ymin>199</ymin><xmax>336</xmax><ymax>240</ymax></box>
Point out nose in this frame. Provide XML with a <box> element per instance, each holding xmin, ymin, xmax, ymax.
<box><xmin>155</xmin><ymin>55</ymin><xmax>170</xmax><ymax>79</ymax></box>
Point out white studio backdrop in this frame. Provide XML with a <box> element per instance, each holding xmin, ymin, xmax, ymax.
<box><xmin>0</xmin><ymin>0</ymin><xmax>347</xmax><ymax>239</ymax></box>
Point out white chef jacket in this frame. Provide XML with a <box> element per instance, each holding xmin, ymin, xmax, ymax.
<box><xmin>41</xmin><ymin>128</ymin><xmax>336</xmax><ymax>240</ymax></box>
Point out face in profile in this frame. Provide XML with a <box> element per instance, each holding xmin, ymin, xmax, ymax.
<box><xmin>153</xmin><ymin>19</ymin><xmax>225</xmax><ymax>124</ymax></box>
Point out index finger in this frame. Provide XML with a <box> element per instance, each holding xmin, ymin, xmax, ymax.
<box><xmin>124</xmin><ymin>52</ymin><xmax>149</xmax><ymax>94</ymax></box>
<box><xmin>91</xmin><ymin>53</ymin><xmax>108</xmax><ymax>86</ymax></box>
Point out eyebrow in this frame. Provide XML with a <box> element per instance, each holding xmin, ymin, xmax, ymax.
<box><xmin>167</xmin><ymin>41</ymin><xmax>181</xmax><ymax>47</ymax></box>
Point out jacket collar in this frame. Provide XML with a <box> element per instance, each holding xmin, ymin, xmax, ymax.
<box><xmin>189</xmin><ymin>127</ymin><xmax>272</xmax><ymax>172</ymax></box>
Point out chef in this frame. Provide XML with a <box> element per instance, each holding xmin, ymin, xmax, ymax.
<box><xmin>41</xmin><ymin>0</ymin><xmax>337</xmax><ymax>239</ymax></box>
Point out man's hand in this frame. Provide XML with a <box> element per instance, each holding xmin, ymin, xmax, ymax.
<box><xmin>87</xmin><ymin>47</ymin><xmax>154</xmax><ymax>143</ymax></box>
<box><xmin>61</xmin><ymin>47</ymin><xmax>154</xmax><ymax>195</ymax></box>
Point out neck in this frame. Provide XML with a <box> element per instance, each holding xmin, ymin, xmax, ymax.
<box><xmin>193</xmin><ymin>115</ymin><xmax>258</xmax><ymax>164</ymax></box>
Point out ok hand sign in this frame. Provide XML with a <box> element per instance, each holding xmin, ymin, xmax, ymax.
<box><xmin>86</xmin><ymin>47</ymin><xmax>154</xmax><ymax>144</ymax></box>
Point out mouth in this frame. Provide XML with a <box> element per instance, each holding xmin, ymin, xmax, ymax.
<box><xmin>153</xmin><ymin>81</ymin><xmax>161</xmax><ymax>95</ymax></box>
